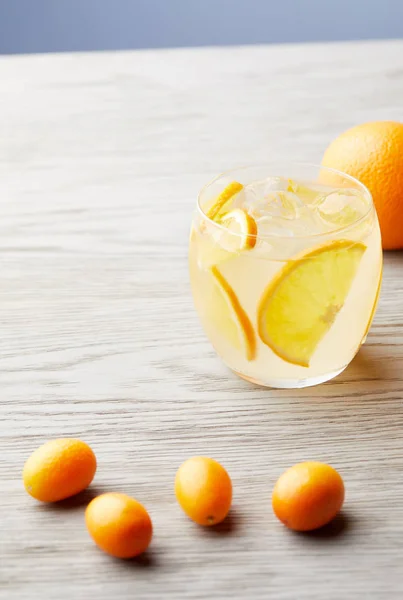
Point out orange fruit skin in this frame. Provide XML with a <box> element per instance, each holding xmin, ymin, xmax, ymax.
<box><xmin>85</xmin><ymin>493</ymin><xmax>153</xmax><ymax>559</ymax></box>
<box><xmin>23</xmin><ymin>438</ymin><xmax>97</xmax><ymax>502</ymax></box>
<box><xmin>321</xmin><ymin>121</ymin><xmax>403</xmax><ymax>250</ymax></box>
<box><xmin>175</xmin><ymin>456</ymin><xmax>232</xmax><ymax>526</ymax></box>
<box><xmin>272</xmin><ymin>462</ymin><xmax>345</xmax><ymax>532</ymax></box>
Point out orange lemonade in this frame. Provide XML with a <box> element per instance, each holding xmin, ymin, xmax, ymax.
<box><xmin>189</xmin><ymin>164</ymin><xmax>382</xmax><ymax>388</ymax></box>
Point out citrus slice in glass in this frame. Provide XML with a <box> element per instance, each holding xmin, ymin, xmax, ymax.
<box><xmin>197</xmin><ymin>208</ymin><xmax>257</xmax><ymax>269</ymax></box>
<box><xmin>257</xmin><ymin>240</ymin><xmax>366</xmax><ymax>367</ymax></box>
<box><xmin>220</xmin><ymin>208</ymin><xmax>257</xmax><ymax>251</ymax></box>
<box><xmin>206</xmin><ymin>181</ymin><xmax>244</xmax><ymax>221</ymax></box>
<box><xmin>208</xmin><ymin>266</ymin><xmax>256</xmax><ymax>361</ymax></box>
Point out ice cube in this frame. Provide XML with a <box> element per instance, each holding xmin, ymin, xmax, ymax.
<box><xmin>255</xmin><ymin>215</ymin><xmax>296</xmax><ymax>237</ymax></box>
<box><xmin>245</xmin><ymin>176</ymin><xmax>289</xmax><ymax>196</ymax></box>
<box><xmin>314</xmin><ymin>188</ymin><xmax>369</xmax><ymax>228</ymax></box>
<box><xmin>243</xmin><ymin>176</ymin><xmax>305</xmax><ymax>221</ymax></box>
<box><xmin>243</xmin><ymin>177</ymin><xmax>288</xmax><ymax>213</ymax></box>
<box><xmin>287</xmin><ymin>179</ymin><xmax>333</xmax><ymax>205</ymax></box>
<box><xmin>268</xmin><ymin>191</ymin><xmax>305</xmax><ymax>220</ymax></box>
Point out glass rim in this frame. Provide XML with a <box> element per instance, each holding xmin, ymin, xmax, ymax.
<box><xmin>196</xmin><ymin>162</ymin><xmax>374</xmax><ymax>241</ymax></box>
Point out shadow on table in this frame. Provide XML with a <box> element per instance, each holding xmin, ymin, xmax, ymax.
<box><xmin>203</xmin><ymin>508</ymin><xmax>240</xmax><ymax>537</ymax></box>
<box><xmin>295</xmin><ymin>512</ymin><xmax>352</xmax><ymax>541</ymax></box>
<box><xmin>111</xmin><ymin>549</ymin><xmax>160</xmax><ymax>570</ymax></box>
<box><xmin>341</xmin><ymin>345</ymin><xmax>391</xmax><ymax>382</ymax></box>
<box><xmin>289</xmin><ymin>344</ymin><xmax>399</xmax><ymax>400</ymax></box>
<box><xmin>233</xmin><ymin>343</ymin><xmax>393</xmax><ymax>396</ymax></box>
<box><xmin>37</xmin><ymin>486</ymin><xmax>104</xmax><ymax>511</ymax></box>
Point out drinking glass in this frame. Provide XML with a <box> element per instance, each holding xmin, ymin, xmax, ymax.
<box><xmin>189</xmin><ymin>163</ymin><xmax>382</xmax><ymax>388</ymax></box>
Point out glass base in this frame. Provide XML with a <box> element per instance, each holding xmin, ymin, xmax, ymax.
<box><xmin>232</xmin><ymin>365</ymin><xmax>347</xmax><ymax>389</ymax></box>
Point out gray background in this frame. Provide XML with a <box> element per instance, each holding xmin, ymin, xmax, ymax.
<box><xmin>0</xmin><ymin>0</ymin><xmax>402</xmax><ymax>55</ymax></box>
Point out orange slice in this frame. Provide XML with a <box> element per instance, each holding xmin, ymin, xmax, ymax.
<box><xmin>206</xmin><ymin>181</ymin><xmax>244</xmax><ymax>221</ymax></box>
<box><xmin>196</xmin><ymin>208</ymin><xmax>257</xmax><ymax>269</ymax></box>
<box><xmin>257</xmin><ymin>240</ymin><xmax>366</xmax><ymax>367</ymax></box>
<box><xmin>220</xmin><ymin>208</ymin><xmax>257</xmax><ymax>251</ymax></box>
<box><xmin>209</xmin><ymin>266</ymin><xmax>256</xmax><ymax>361</ymax></box>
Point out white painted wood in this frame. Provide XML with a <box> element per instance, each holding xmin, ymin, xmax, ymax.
<box><xmin>1</xmin><ymin>40</ymin><xmax>403</xmax><ymax>599</ymax></box>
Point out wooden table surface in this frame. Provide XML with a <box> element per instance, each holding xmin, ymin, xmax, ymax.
<box><xmin>1</xmin><ymin>39</ymin><xmax>403</xmax><ymax>599</ymax></box>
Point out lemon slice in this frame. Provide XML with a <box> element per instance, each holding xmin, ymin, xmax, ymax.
<box><xmin>206</xmin><ymin>181</ymin><xmax>244</xmax><ymax>221</ymax></box>
<box><xmin>209</xmin><ymin>266</ymin><xmax>256</xmax><ymax>361</ymax></box>
<box><xmin>257</xmin><ymin>240</ymin><xmax>366</xmax><ymax>367</ymax></box>
<box><xmin>196</xmin><ymin>208</ymin><xmax>257</xmax><ymax>269</ymax></box>
<box><xmin>220</xmin><ymin>208</ymin><xmax>257</xmax><ymax>251</ymax></box>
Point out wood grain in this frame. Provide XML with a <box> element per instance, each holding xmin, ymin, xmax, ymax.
<box><xmin>1</xmin><ymin>40</ymin><xmax>403</xmax><ymax>599</ymax></box>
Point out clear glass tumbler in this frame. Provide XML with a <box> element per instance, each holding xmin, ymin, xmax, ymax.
<box><xmin>189</xmin><ymin>163</ymin><xmax>382</xmax><ymax>388</ymax></box>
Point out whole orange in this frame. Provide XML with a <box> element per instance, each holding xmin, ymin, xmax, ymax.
<box><xmin>175</xmin><ymin>456</ymin><xmax>232</xmax><ymax>526</ymax></box>
<box><xmin>321</xmin><ymin>121</ymin><xmax>403</xmax><ymax>250</ymax></box>
<box><xmin>272</xmin><ymin>462</ymin><xmax>345</xmax><ymax>532</ymax></box>
<box><xmin>23</xmin><ymin>438</ymin><xmax>97</xmax><ymax>502</ymax></box>
<box><xmin>85</xmin><ymin>493</ymin><xmax>153</xmax><ymax>559</ymax></box>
